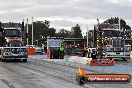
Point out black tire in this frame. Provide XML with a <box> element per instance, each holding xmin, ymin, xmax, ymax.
<box><xmin>76</xmin><ymin>76</ymin><xmax>86</xmax><ymax>86</ymax></box>
<box><xmin>1</xmin><ymin>55</ymin><xmax>5</xmax><ymax>62</ymax></box>
<box><xmin>1</xmin><ymin>58</ymin><xmax>5</xmax><ymax>62</ymax></box>
<box><xmin>128</xmin><ymin>75</ymin><xmax>131</xmax><ymax>83</ymax></box>
<box><xmin>23</xmin><ymin>59</ymin><xmax>27</xmax><ymax>62</ymax></box>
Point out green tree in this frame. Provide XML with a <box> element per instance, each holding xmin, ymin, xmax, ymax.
<box><xmin>57</xmin><ymin>29</ymin><xmax>71</xmax><ymax>38</ymax></box>
<box><xmin>27</xmin><ymin>20</ymin><xmax>56</xmax><ymax>45</ymax></box>
<box><xmin>71</xmin><ymin>24</ymin><xmax>82</xmax><ymax>38</ymax></box>
<box><xmin>48</xmin><ymin>28</ymin><xmax>56</xmax><ymax>37</ymax></box>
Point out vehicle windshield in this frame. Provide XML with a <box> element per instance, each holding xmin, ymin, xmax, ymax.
<box><xmin>4</xmin><ymin>29</ymin><xmax>22</xmax><ymax>37</ymax></box>
<box><xmin>103</xmin><ymin>30</ymin><xmax>123</xmax><ymax>37</ymax></box>
<box><xmin>49</xmin><ymin>40</ymin><xmax>62</xmax><ymax>47</ymax></box>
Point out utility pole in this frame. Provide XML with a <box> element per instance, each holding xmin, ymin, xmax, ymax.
<box><xmin>22</xmin><ymin>19</ymin><xmax>24</xmax><ymax>44</ymax></box>
<box><xmin>118</xmin><ymin>18</ymin><xmax>121</xmax><ymax>30</ymax></box>
<box><xmin>97</xmin><ymin>19</ymin><xmax>103</xmax><ymax>59</ymax></box>
<box><xmin>32</xmin><ymin>17</ymin><xmax>34</xmax><ymax>45</ymax></box>
<box><xmin>87</xmin><ymin>26</ymin><xmax>89</xmax><ymax>48</ymax></box>
<box><xmin>26</xmin><ymin>18</ymin><xmax>28</xmax><ymax>45</ymax></box>
<box><xmin>118</xmin><ymin>18</ymin><xmax>121</xmax><ymax>47</ymax></box>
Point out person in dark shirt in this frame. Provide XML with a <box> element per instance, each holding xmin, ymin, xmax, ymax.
<box><xmin>91</xmin><ymin>50</ymin><xmax>97</xmax><ymax>59</ymax></box>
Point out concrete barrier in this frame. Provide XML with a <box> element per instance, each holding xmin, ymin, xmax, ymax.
<box><xmin>66</xmin><ymin>56</ymin><xmax>92</xmax><ymax>64</ymax></box>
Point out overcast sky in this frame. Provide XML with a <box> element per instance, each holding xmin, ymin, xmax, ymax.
<box><xmin>0</xmin><ymin>0</ymin><xmax>132</xmax><ymax>35</ymax></box>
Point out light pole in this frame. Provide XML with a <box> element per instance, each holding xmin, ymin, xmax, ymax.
<box><xmin>87</xmin><ymin>26</ymin><xmax>89</xmax><ymax>48</ymax></box>
<box><xmin>26</xmin><ymin>18</ymin><xmax>28</xmax><ymax>45</ymax></box>
<box><xmin>86</xmin><ymin>26</ymin><xmax>89</xmax><ymax>58</ymax></box>
<box><xmin>119</xmin><ymin>18</ymin><xmax>121</xmax><ymax>30</ymax></box>
<box><xmin>32</xmin><ymin>17</ymin><xmax>34</xmax><ymax>45</ymax></box>
<box><xmin>97</xmin><ymin>18</ymin><xmax>103</xmax><ymax>59</ymax></box>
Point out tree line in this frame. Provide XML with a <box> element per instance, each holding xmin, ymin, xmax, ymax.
<box><xmin>26</xmin><ymin>20</ymin><xmax>83</xmax><ymax>45</ymax></box>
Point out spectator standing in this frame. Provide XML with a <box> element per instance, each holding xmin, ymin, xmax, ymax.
<box><xmin>59</xmin><ymin>45</ymin><xmax>64</xmax><ymax>59</ymax></box>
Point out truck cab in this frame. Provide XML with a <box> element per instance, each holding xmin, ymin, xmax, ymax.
<box><xmin>0</xmin><ymin>22</ymin><xmax>28</xmax><ymax>62</ymax></box>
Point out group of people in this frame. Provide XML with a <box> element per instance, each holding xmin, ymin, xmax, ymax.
<box><xmin>88</xmin><ymin>50</ymin><xmax>105</xmax><ymax>59</ymax></box>
<box><xmin>40</xmin><ymin>42</ymin><xmax>104</xmax><ymax>59</ymax></box>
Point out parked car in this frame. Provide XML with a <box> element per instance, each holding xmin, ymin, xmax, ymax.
<box><xmin>26</xmin><ymin>45</ymin><xmax>42</xmax><ymax>54</ymax></box>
